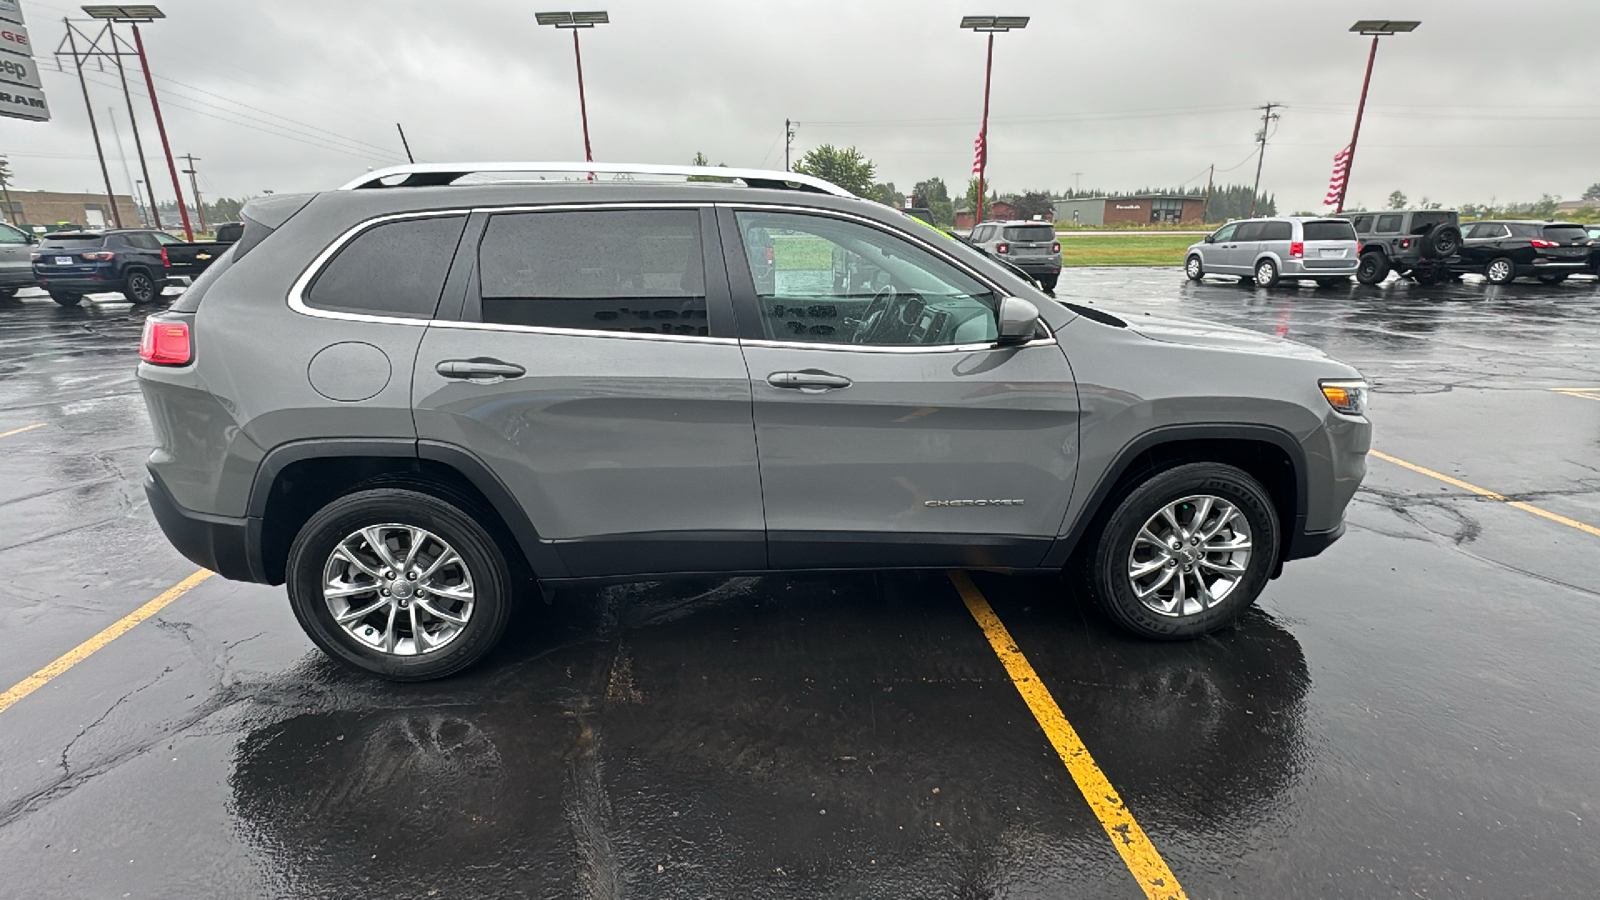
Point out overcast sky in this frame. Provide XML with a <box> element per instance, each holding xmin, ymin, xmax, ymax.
<box><xmin>8</xmin><ymin>0</ymin><xmax>1599</xmax><ymax>214</ymax></box>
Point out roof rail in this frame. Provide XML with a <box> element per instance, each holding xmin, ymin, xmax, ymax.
<box><xmin>337</xmin><ymin>162</ymin><xmax>856</xmax><ymax>198</ymax></box>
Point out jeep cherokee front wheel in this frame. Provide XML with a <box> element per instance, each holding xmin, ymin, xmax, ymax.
<box><xmin>1081</xmin><ymin>463</ymin><xmax>1279</xmax><ymax>640</ymax></box>
<box><xmin>286</xmin><ymin>488</ymin><xmax>513</xmax><ymax>681</ymax></box>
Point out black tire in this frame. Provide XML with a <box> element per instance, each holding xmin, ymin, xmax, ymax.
<box><xmin>1184</xmin><ymin>254</ymin><xmax>1204</xmax><ymax>281</ymax></box>
<box><xmin>1484</xmin><ymin>256</ymin><xmax>1516</xmax><ymax>285</ymax></box>
<box><xmin>1080</xmin><ymin>462</ymin><xmax>1280</xmax><ymax>640</ymax></box>
<box><xmin>1411</xmin><ymin>266</ymin><xmax>1443</xmax><ymax>286</ymax></box>
<box><xmin>286</xmin><ymin>488</ymin><xmax>514</xmax><ymax>681</ymax></box>
<box><xmin>1253</xmin><ymin>257</ymin><xmax>1279</xmax><ymax>288</ymax></box>
<box><xmin>1421</xmin><ymin>224</ymin><xmax>1462</xmax><ymax>259</ymax></box>
<box><xmin>1537</xmin><ymin>273</ymin><xmax>1568</xmax><ymax>285</ymax></box>
<box><xmin>49</xmin><ymin>291</ymin><xmax>82</xmax><ymax>306</ymax></box>
<box><xmin>1356</xmin><ymin>253</ymin><xmax>1390</xmax><ymax>285</ymax></box>
<box><xmin>122</xmin><ymin>270</ymin><xmax>157</xmax><ymax>304</ymax></box>
<box><xmin>1314</xmin><ymin>276</ymin><xmax>1351</xmax><ymax>288</ymax></box>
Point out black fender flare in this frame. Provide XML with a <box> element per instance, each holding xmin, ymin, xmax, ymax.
<box><xmin>248</xmin><ymin>438</ymin><xmax>569</xmax><ymax>579</ymax></box>
<box><xmin>1040</xmin><ymin>423</ymin><xmax>1309</xmax><ymax>568</ymax></box>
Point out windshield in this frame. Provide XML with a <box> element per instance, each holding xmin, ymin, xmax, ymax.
<box><xmin>40</xmin><ymin>235</ymin><xmax>106</xmax><ymax>248</ymax></box>
<box><xmin>1542</xmin><ymin>225</ymin><xmax>1588</xmax><ymax>243</ymax></box>
<box><xmin>1002</xmin><ymin>224</ymin><xmax>1056</xmax><ymax>242</ymax></box>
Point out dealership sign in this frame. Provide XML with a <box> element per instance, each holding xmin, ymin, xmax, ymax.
<box><xmin>0</xmin><ymin>1</ymin><xmax>48</xmax><ymax>121</ymax></box>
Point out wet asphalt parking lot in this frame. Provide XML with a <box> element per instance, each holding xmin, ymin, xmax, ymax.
<box><xmin>2</xmin><ymin>268</ymin><xmax>1598</xmax><ymax>899</ymax></box>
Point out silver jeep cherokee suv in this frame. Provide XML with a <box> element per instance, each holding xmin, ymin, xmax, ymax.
<box><xmin>137</xmin><ymin>162</ymin><xmax>1371</xmax><ymax>681</ymax></box>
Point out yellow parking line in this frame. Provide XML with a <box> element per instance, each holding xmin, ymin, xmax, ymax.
<box><xmin>950</xmin><ymin>571</ymin><xmax>1186</xmax><ymax>900</ymax></box>
<box><xmin>0</xmin><ymin>569</ymin><xmax>213</xmax><ymax>716</ymax></box>
<box><xmin>0</xmin><ymin>422</ymin><xmax>45</xmax><ymax>440</ymax></box>
<box><xmin>1370</xmin><ymin>450</ymin><xmax>1600</xmax><ymax>538</ymax></box>
<box><xmin>1550</xmin><ymin>388</ymin><xmax>1600</xmax><ymax>403</ymax></box>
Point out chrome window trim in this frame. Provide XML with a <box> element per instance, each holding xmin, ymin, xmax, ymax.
<box><xmin>428</xmin><ymin>319</ymin><xmax>739</xmax><ymax>345</ymax></box>
<box><xmin>288</xmin><ymin>208</ymin><xmax>473</xmax><ymax>327</ymax></box>
<box><xmin>741</xmin><ymin>335</ymin><xmax>1057</xmax><ymax>354</ymax></box>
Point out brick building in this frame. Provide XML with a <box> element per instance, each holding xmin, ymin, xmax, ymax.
<box><xmin>954</xmin><ymin>200</ymin><xmax>1018</xmax><ymax>229</ymax></box>
<box><xmin>1052</xmin><ymin>195</ymin><xmax>1206</xmax><ymax>226</ymax></box>
<box><xmin>2</xmin><ymin>189</ymin><xmax>142</xmax><ymax>231</ymax></box>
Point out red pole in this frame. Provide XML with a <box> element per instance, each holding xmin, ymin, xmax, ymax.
<box><xmin>572</xmin><ymin>29</ymin><xmax>593</xmax><ymax>164</ymax></box>
<box><xmin>1337</xmin><ymin>36</ymin><xmax>1380</xmax><ymax>214</ymax></box>
<box><xmin>976</xmin><ymin>32</ymin><xmax>994</xmax><ymax>224</ymax></box>
<box><xmin>131</xmin><ymin>23</ymin><xmax>193</xmax><ymax>240</ymax></box>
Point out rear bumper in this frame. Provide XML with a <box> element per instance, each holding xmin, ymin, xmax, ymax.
<box><xmin>33</xmin><ymin>274</ymin><xmax>120</xmax><ymax>292</ymax></box>
<box><xmin>145</xmin><ymin>466</ymin><xmax>268</xmax><ymax>583</ymax></box>
<box><xmin>1281</xmin><ymin>258</ymin><xmax>1358</xmax><ymax>276</ymax></box>
<box><xmin>1006</xmin><ymin>258</ymin><xmax>1062</xmax><ymax>275</ymax></box>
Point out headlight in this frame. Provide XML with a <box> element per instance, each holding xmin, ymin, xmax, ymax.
<box><xmin>1319</xmin><ymin>379</ymin><xmax>1368</xmax><ymax>415</ymax></box>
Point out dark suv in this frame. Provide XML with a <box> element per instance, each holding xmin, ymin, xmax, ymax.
<box><xmin>32</xmin><ymin>229</ymin><xmax>175</xmax><ymax>305</ymax></box>
<box><xmin>1452</xmin><ymin>220</ymin><xmax>1592</xmax><ymax>284</ymax></box>
<box><xmin>1342</xmin><ymin>210</ymin><xmax>1463</xmax><ymax>285</ymax></box>
<box><xmin>136</xmin><ymin>162</ymin><xmax>1370</xmax><ymax>681</ymax></box>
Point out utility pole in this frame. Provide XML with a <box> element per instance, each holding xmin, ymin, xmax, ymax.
<box><xmin>0</xmin><ymin>158</ymin><xmax>15</xmax><ymax>225</ymax></box>
<box><xmin>396</xmin><ymin>123</ymin><xmax>415</xmax><ymax>163</ymax></box>
<box><xmin>105</xmin><ymin>22</ymin><xmax>161</xmax><ymax>229</ymax></box>
<box><xmin>62</xmin><ymin>20</ymin><xmax>122</xmax><ymax>228</ymax></box>
<box><xmin>784</xmin><ymin>118</ymin><xmax>796</xmax><ymax>172</ymax></box>
<box><xmin>181</xmin><ymin>153</ymin><xmax>205</xmax><ymax>233</ymax></box>
<box><xmin>1070</xmin><ymin>172</ymin><xmax>1082</xmax><ymax>195</ymax></box>
<box><xmin>1249</xmin><ymin>102</ymin><xmax>1280</xmax><ymax>217</ymax></box>
<box><xmin>1202</xmin><ymin>164</ymin><xmax>1214</xmax><ymax>222</ymax></box>
<box><xmin>107</xmin><ymin>106</ymin><xmax>141</xmax><ymax>224</ymax></box>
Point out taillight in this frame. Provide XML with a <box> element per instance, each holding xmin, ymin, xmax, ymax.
<box><xmin>161</xmin><ymin>247</ymin><xmax>170</xmax><ymax>268</ymax></box>
<box><xmin>1290</xmin><ymin>241</ymin><xmax>1304</xmax><ymax>258</ymax></box>
<box><xmin>1530</xmin><ymin>238</ymin><xmax>1557</xmax><ymax>248</ymax></box>
<box><xmin>1399</xmin><ymin>238</ymin><xmax>1412</xmax><ymax>249</ymax></box>
<box><xmin>82</xmin><ymin>251</ymin><xmax>115</xmax><ymax>261</ymax></box>
<box><xmin>1051</xmin><ymin>242</ymin><xmax>1061</xmax><ymax>253</ymax></box>
<box><xmin>996</xmin><ymin>243</ymin><xmax>1009</xmax><ymax>254</ymax></box>
<box><xmin>139</xmin><ymin>318</ymin><xmax>191</xmax><ymax>365</ymax></box>
<box><xmin>29</xmin><ymin>252</ymin><xmax>40</xmax><ymax>261</ymax></box>
<box><xmin>1356</xmin><ymin>241</ymin><xmax>1363</xmax><ymax>254</ymax></box>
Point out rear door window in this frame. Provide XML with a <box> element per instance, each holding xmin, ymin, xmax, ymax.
<box><xmin>1002</xmin><ymin>224</ymin><xmax>1055</xmax><ymax>242</ymax></box>
<box><xmin>1260</xmin><ymin>221</ymin><xmax>1292</xmax><ymax>241</ymax></box>
<box><xmin>1375</xmin><ymin>215</ymin><xmax>1402</xmax><ymax>233</ymax></box>
<box><xmin>476</xmin><ymin>209</ymin><xmax>708</xmax><ymax>336</ymax></box>
<box><xmin>304</xmin><ymin>215</ymin><xmax>468</xmax><ymax>319</ymax></box>
<box><xmin>1302</xmin><ymin>221</ymin><xmax>1356</xmax><ymax>242</ymax></box>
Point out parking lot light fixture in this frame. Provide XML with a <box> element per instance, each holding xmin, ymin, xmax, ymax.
<box><xmin>1336</xmin><ymin>19</ymin><xmax>1420</xmax><ymax>213</ymax></box>
<box><xmin>536</xmin><ymin>11</ymin><xmax>609</xmax><ymax>164</ymax></box>
<box><xmin>960</xmin><ymin>15</ymin><xmax>1028</xmax><ymax>225</ymax></box>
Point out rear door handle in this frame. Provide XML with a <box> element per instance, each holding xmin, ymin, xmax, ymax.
<box><xmin>436</xmin><ymin>358</ymin><xmax>526</xmax><ymax>380</ymax></box>
<box><xmin>767</xmin><ymin>370</ymin><xmax>852</xmax><ymax>392</ymax></box>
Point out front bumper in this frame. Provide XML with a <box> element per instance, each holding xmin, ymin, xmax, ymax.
<box><xmin>145</xmin><ymin>466</ymin><xmax>268</xmax><ymax>583</ymax></box>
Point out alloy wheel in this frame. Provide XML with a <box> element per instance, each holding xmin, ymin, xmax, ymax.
<box><xmin>1126</xmin><ymin>495</ymin><xmax>1253</xmax><ymax>618</ymax></box>
<box><xmin>322</xmin><ymin>524</ymin><xmax>475</xmax><ymax>655</ymax></box>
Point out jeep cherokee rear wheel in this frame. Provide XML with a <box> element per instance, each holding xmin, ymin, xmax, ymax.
<box><xmin>287</xmin><ymin>488</ymin><xmax>513</xmax><ymax>681</ymax></box>
<box><xmin>1081</xmin><ymin>463</ymin><xmax>1279</xmax><ymax>640</ymax></box>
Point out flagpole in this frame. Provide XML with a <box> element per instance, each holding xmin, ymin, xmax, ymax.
<box><xmin>975</xmin><ymin>31</ymin><xmax>994</xmax><ymax>224</ymax></box>
<box><xmin>1336</xmin><ymin>35</ymin><xmax>1381</xmax><ymax>213</ymax></box>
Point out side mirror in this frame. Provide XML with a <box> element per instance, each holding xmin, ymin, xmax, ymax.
<box><xmin>1204</xmin><ymin>234</ymin><xmax>1215</xmax><ymax>243</ymax></box>
<box><xmin>995</xmin><ymin>296</ymin><xmax>1041</xmax><ymax>346</ymax></box>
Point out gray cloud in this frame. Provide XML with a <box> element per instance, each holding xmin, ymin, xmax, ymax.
<box><xmin>13</xmin><ymin>0</ymin><xmax>1599</xmax><ymax>212</ymax></box>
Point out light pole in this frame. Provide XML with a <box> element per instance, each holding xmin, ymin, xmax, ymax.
<box><xmin>1336</xmin><ymin>20</ymin><xmax>1419</xmax><ymax>213</ymax></box>
<box><xmin>82</xmin><ymin>5</ymin><xmax>194</xmax><ymax>239</ymax></box>
<box><xmin>535</xmin><ymin>11</ymin><xmax>609</xmax><ymax>163</ymax></box>
<box><xmin>960</xmin><ymin>16</ymin><xmax>1028</xmax><ymax>225</ymax></box>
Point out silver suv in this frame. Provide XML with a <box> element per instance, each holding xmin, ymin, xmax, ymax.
<box><xmin>137</xmin><ymin>162</ymin><xmax>1371</xmax><ymax>681</ymax></box>
<box><xmin>968</xmin><ymin>220</ymin><xmax>1062</xmax><ymax>292</ymax></box>
<box><xmin>1186</xmin><ymin>216</ymin><xmax>1360</xmax><ymax>287</ymax></box>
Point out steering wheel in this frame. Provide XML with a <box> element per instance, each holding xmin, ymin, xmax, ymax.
<box><xmin>852</xmin><ymin>284</ymin><xmax>897</xmax><ymax>344</ymax></box>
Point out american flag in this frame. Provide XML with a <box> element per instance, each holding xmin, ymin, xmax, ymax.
<box><xmin>1324</xmin><ymin>145</ymin><xmax>1352</xmax><ymax>206</ymax></box>
<box><xmin>972</xmin><ymin>128</ymin><xmax>986</xmax><ymax>175</ymax></box>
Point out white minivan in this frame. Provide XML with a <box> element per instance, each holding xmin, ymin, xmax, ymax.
<box><xmin>1185</xmin><ymin>217</ymin><xmax>1360</xmax><ymax>287</ymax></box>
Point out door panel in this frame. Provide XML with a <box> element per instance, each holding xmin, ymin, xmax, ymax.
<box><xmin>721</xmin><ymin>207</ymin><xmax>1080</xmax><ymax>569</ymax></box>
<box><xmin>412</xmin><ymin>206</ymin><xmax>765</xmax><ymax>577</ymax></box>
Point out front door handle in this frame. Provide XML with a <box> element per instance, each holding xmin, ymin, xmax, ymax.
<box><xmin>767</xmin><ymin>370</ymin><xmax>852</xmax><ymax>392</ymax></box>
<box><xmin>437</xmin><ymin>358</ymin><xmax>526</xmax><ymax>380</ymax></box>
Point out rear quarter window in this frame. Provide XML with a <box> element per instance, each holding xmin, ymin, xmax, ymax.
<box><xmin>303</xmin><ymin>215</ymin><xmax>468</xmax><ymax>319</ymax></box>
<box><xmin>1302</xmin><ymin>221</ymin><xmax>1357</xmax><ymax>241</ymax></box>
<box><xmin>1350</xmin><ymin>215</ymin><xmax>1373</xmax><ymax>233</ymax></box>
<box><xmin>1375</xmin><ymin>215</ymin><xmax>1403</xmax><ymax>233</ymax></box>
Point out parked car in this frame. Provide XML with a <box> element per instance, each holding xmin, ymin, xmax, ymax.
<box><xmin>0</xmin><ymin>221</ymin><xmax>39</xmax><ymax>299</ymax></box>
<box><xmin>1451</xmin><ymin>220</ymin><xmax>1592</xmax><ymax>285</ymax></box>
<box><xmin>1185</xmin><ymin>216</ymin><xmax>1359</xmax><ymax>287</ymax></box>
<box><xmin>32</xmin><ymin>228</ymin><xmax>230</xmax><ymax>305</ymax></box>
<box><xmin>213</xmin><ymin>221</ymin><xmax>244</xmax><ymax>243</ymax></box>
<box><xmin>968</xmin><ymin>220</ymin><xmax>1062</xmax><ymax>292</ymax></box>
<box><xmin>1340</xmin><ymin>209</ymin><xmax>1462</xmax><ymax>285</ymax></box>
<box><xmin>1582</xmin><ymin>223</ymin><xmax>1600</xmax><ymax>276</ymax></box>
<box><xmin>137</xmin><ymin>161</ymin><xmax>1370</xmax><ymax>681</ymax></box>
